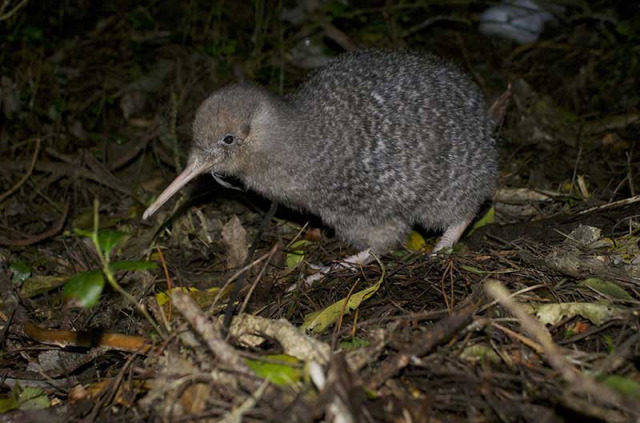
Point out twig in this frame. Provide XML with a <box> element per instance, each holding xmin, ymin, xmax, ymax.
<box><xmin>210</xmin><ymin>248</ymin><xmax>277</xmax><ymax>313</ymax></box>
<box><xmin>0</xmin><ymin>160</ymin><xmax>130</xmax><ymax>195</ymax></box>
<box><xmin>576</xmin><ymin>194</ymin><xmax>640</xmax><ymax>215</ymax></box>
<box><xmin>402</xmin><ymin>15</ymin><xmax>470</xmax><ymax>38</ymax></box>
<box><xmin>570</xmin><ymin>125</ymin><xmax>584</xmax><ymax>196</ymax></box>
<box><xmin>172</xmin><ymin>291</ymin><xmax>259</xmax><ymax>389</ymax></box>
<box><xmin>238</xmin><ymin>243</ymin><xmax>279</xmax><ymax>316</ymax></box>
<box><xmin>332</xmin><ymin>278</ymin><xmax>360</xmax><ymax>351</ymax></box>
<box><xmin>0</xmin><ymin>138</ymin><xmax>40</xmax><ymax>204</ymax></box>
<box><xmin>222</xmin><ymin>202</ymin><xmax>277</xmax><ymax>330</ymax></box>
<box><xmin>229</xmin><ymin>314</ymin><xmax>330</xmax><ymax>364</ymax></box>
<box><xmin>485</xmin><ymin>279</ymin><xmax>633</xmax><ymax>411</ymax></box>
<box><xmin>88</xmin><ymin>199</ymin><xmax>164</xmax><ymax>337</ymax></box>
<box><xmin>479</xmin><ymin>283</ymin><xmax>547</xmax><ymax>313</ymax></box>
<box><xmin>627</xmin><ymin>151</ymin><xmax>635</xmax><ymax>196</ymax></box>
<box><xmin>218</xmin><ymin>380</ymin><xmax>269</xmax><ymax>423</ymax></box>
<box><xmin>0</xmin><ymin>0</ymin><xmax>28</xmax><ymax>22</ymax></box>
<box><xmin>321</xmin><ymin>21</ymin><xmax>357</xmax><ymax>51</ymax></box>
<box><xmin>367</xmin><ymin>304</ymin><xmax>475</xmax><ymax>390</ymax></box>
<box><xmin>0</xmin><ymin>202</ymin><xmax>68</xmax><ymax>247</ymax></box>
<box><xmin>156</xmin><ymin>245</ymin><xmax>174</xmax><ymax>326</ymax></box>
<box><xmin>438</xmin><ymin>260</ymin><xmax>452</xmax><ymax>313</ymax></box>
<box><xmin>0</xmin><ymin>308</ymin><xmax>15</xmax><ymax>351</ymax></box>
<box><xmin>491</xmin><ymin>321</ymin><xmax>544</xmax><ymax>353</ymax></box>
<box><xmin>169</xmin><ymin>92</ymin><xmax>181</xmax><ymax>172</ymax></box>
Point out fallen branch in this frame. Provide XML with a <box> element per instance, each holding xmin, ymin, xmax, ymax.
<box><xmin>172</xmin><ymin>290</ymin><xmax>259</xmax><ymax>390</ymax></box>
<box><xmin>366</xmin><ymin>304</ymin><xmax>475</xmax><ymax>390</ymax></box>
<box><xmin>485</xmin><ymin>279</ymin><xmax>637</xmax><ymax>414</ymax></box>
<box><xmin>229</xmin><ymin>314</ymin><xmax>331</xmax><ymax>364</ymax></box>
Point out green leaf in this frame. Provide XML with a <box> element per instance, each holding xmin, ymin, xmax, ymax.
<box><xmin>602</xmin><ymin>334</ymin><xmax>614</xmax><ymax>353</ymax></box>
<box><xmin>460</xmin><ymin>344</ymin><xmax>501</xmax><ymax>364</ymax></box>
<box><xmin>156</xmin><ymin>286</ymin><xmax>230</xmax><ymax>308</ymax></box>
<box><xmin>96</xmin><ymin>230</ymin><xmax>127</xmax><ymax>258</ymax></box>
<box><xmin>301</xmin><ymin>279</ymin><xmax>382</xmax><ymax>334</ymax></box>
<box><xmin>615</xmin><ymin>22</ymin><xmax>633</xmax><ymax>37</ymax></box>
<box><xmin>22</xmin><ymin>25</ymin><xmax>44</xmax><ymax>42</ymax></box>
<box><xmin>10</xmin><ymin>261</ymin><xmax>32</xmax><ymax>285</ymax></box>
<box><xmin>468</xmin><ymin>206</ymin><xmax>495</xmax><ymax>235</ymax></box>
<box><xmin>245</xmin><ymin>354</ymin><xmax>303</xmax><ymax>386</ymax></box>
<box><xmin>73</xmin><ymin>208</ymin><xmax>122</xmax><ymax>230</ymax></box>
<box><xmin>110</xmin><ymin>260</ymin><xmax>158</xmax><ymax>272</ymax></box>
<box><xmin>600</xmin><ymin>375</ymin><xmax>640</xmax><ymax>399</ymax></box>
<box><xmin>460</xmin><ymin>265</ymin><xmax>517</xmax><ymax>275</ymax></box>
<box><xmin>17</xmin><ymin>387</ymin><xmax>49</xmax><ymax>410</ymax></box>
<box><xmin>20</xmin><ymin>275</ymin><xmax>67</xmax><ymax>298</ymax></box>
<box><xmin>0</xmin><ymin>385</ymin><xmax>49</xmax><ymax>413</ymax></box>
<box><xmin>338</xmin><ymin>337</ymin><xmax>370</xmax><ymax>350</ymax></box>
<box><xmin>286</xmin><ymin>240</ymin><xmax>313</xmax><ymax>269</ymax></box>
<box><xmin>0</xmin><ymin>386</ymin><xmax>19</xmax><ymax>413</ymax></box>
<box><xmin>74</xmin><ymin>228</ymin><xmax>93</xmax><ymax>238</ymax></box>
<box><xmin>404</xmin><ymin>231</ymin><xmax>427</xmax><ymax>252</ymax></box>
<box><xmin>63</xmin><ymin>270</ymin><xmax>105</xmax><ymax>308</ymax></box>
<box><xmin>460</xmin><ymin>265</ymin><xmax>484</xmax><ymax>275</ymax></box>
<box><xmin>580</xmin><ymin>278</ymin><xmax>633</xmax><ymax>301</ymax></box>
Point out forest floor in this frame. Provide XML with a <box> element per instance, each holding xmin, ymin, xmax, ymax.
<box><xmin>0</xmin><ymin>1</ymin><xmax>639</xmax><ymax>422</ymax></box>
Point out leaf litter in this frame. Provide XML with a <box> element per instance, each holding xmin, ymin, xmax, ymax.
<box><xmin>1</xmin><ymin>2</ymin><xmax>639</xmax><ymax>422</ymax></box>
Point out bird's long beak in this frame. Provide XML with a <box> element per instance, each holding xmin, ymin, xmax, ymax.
<box><xmin>142</xmin><ymin>159</ymin><xmax>211</xmax><ymax>220</ymax></box>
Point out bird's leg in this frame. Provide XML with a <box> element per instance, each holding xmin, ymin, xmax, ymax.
<box><xmin>295</xmin><ymin>219</ymin><xmax>472</xmax><ymax>290</ymax></box>
<box><xmin>433</xmin><ymin>218</ymin><xmax>472</xmax><ymax>252</ymax></box>
<box><xmin>295</xmin><ymin>220</ymin><xmax>410</xmax><ymax>290</ymax></box>
<box><xmin>295</xmin><ymin>249</ymin><xmax>374</xmax><ymax>290</ymax></box>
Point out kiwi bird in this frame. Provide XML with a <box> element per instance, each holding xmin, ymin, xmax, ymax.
<box><xmin>143</xmin><ymin>50</ymin><xmax>498</xmax><ymax>272</ymax></box>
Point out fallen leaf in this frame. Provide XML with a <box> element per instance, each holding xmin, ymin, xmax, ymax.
<box><xmin>20</xmin><ymin>275</ymin><xmax>67</xmax><ymax>298</ymax></box>
<box><xmin>460</xmin><ymin>344</ymin><xmax>501</xmax><ymax>364</ymax></box>
<box><xmin>286</xmin><ymin>240</ymin><xmax>313</xmax><ymax>269</ymax></box>
<box><xmin>566</xmin><ymin>321</ymin><xmax>589</xmax><ymax>336</ymax></box>
<box><xmin>245</xmin><ymin>354</ymin><xmax>303</xmax><ymax>386</ymax></box>
<box><xmin>63</xmin><ymin>270</ymin><xmax>105</xmax><ymax>308</ymax></box>
<box><xmin>580</xmin><ymin>278</ymin><xmax>633</xmax><ymax>301</ymax></box>
<box><xmin>301</xmin><ymin>278</ymin><xmax>381</xmax><ymax>334</ymax></box>
<box><xmin>156</xmin><ymin>286</ymin><xmax>231</xmax><ymax>310</ymax></box>
<box><xmin>530</xmin><ymin>302</ymin><xmax>625</xmax><ymax>326</ymax></box>
<box><xmin>468</xmin><ymin>206</ymin><xmax>495</xmax><ymax>234</ymax></box>
<box><xmin>221</xmin><ymin>215</ymin><xmax>248</xmax><ymax>270</ymax></box>
<box><xmin>404</xmin><ymin>231</ymin><xmax>427</xmax><ymax>252</ymax></box>
<box><xmin>600</xmin><ymin>375</ymin><xmax>640</xmax><ymax>400</ymax></box>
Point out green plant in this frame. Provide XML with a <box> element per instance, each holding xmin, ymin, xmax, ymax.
<box><xmin>64</xmin><ymin>199</ymin><xmax>162</xmax><ymax>335</ymax></box>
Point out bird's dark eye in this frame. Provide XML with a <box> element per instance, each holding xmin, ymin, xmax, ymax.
<box><xmin>222</xmin><ymin>134</ymin><xmax>235</xmax><ymax>145</ymax></box>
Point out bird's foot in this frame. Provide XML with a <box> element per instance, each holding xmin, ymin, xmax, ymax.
<box><xmin>288</xmin><ymin>249</ymin><xmax>374</xmax><ymax>292</ymax></box>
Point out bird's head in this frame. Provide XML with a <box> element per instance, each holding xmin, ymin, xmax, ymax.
<box><xmin>142</xmin><ymin>84</ymin><xmax>285</xmax><ymax>219</ymax></box>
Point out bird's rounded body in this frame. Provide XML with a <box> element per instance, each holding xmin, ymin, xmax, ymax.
<box><xmin>148</xmin><ymin>50</ymin><xmax>498</xmax><ymax>254</ymax></box>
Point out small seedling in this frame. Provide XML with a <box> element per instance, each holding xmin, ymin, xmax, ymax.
<box><xmin>63</xmin><ymin>199</ymin><xmax>161</xmax><ymax>334</ymax></box>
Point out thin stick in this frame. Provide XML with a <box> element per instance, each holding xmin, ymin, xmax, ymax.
<box><xmin>156</xmin><ymin>245</ymin><xmax>174</xmax><ymax>325</ymax></box>
<box><xmin>332</xmin><ymin>278</ymin><xmax>360</xmax><ymax>351</ymax></box>
<box><xmin>0</xmin><ymin>138</ymin><xmax>40</xmax><ymax>204</ymax></box>
<box><xmin>172</xmin><ymin>290</ymin><xmax>258</xmax><ymax>389</ymax></box>
<box><xmin>485</xmin><ymin>279</ymin><xmax>630</xmax><ymax>410</ymax></box>
<box><xmin>222</xmin><ymin>202</ymin><xmax>277</xmax><ymax>330</ymax></box>
<box><xmin>491</xmin><ymin>321</ymin><xmax>543</xmax><ymax>353</ymax></box>
<box><xmin>0</xmin><ymin>0</ymin><xmax>28</xmax><ymax>22</ymax></box>
<box><xmin>627</xmin><ymin>151</ymin><xmax>635</xmax><ymax>196</ymax></box>
<box><xmin>238</xmin><ymin>243</ymin><xmax>279</xmax><ymax>316</ymax></box>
